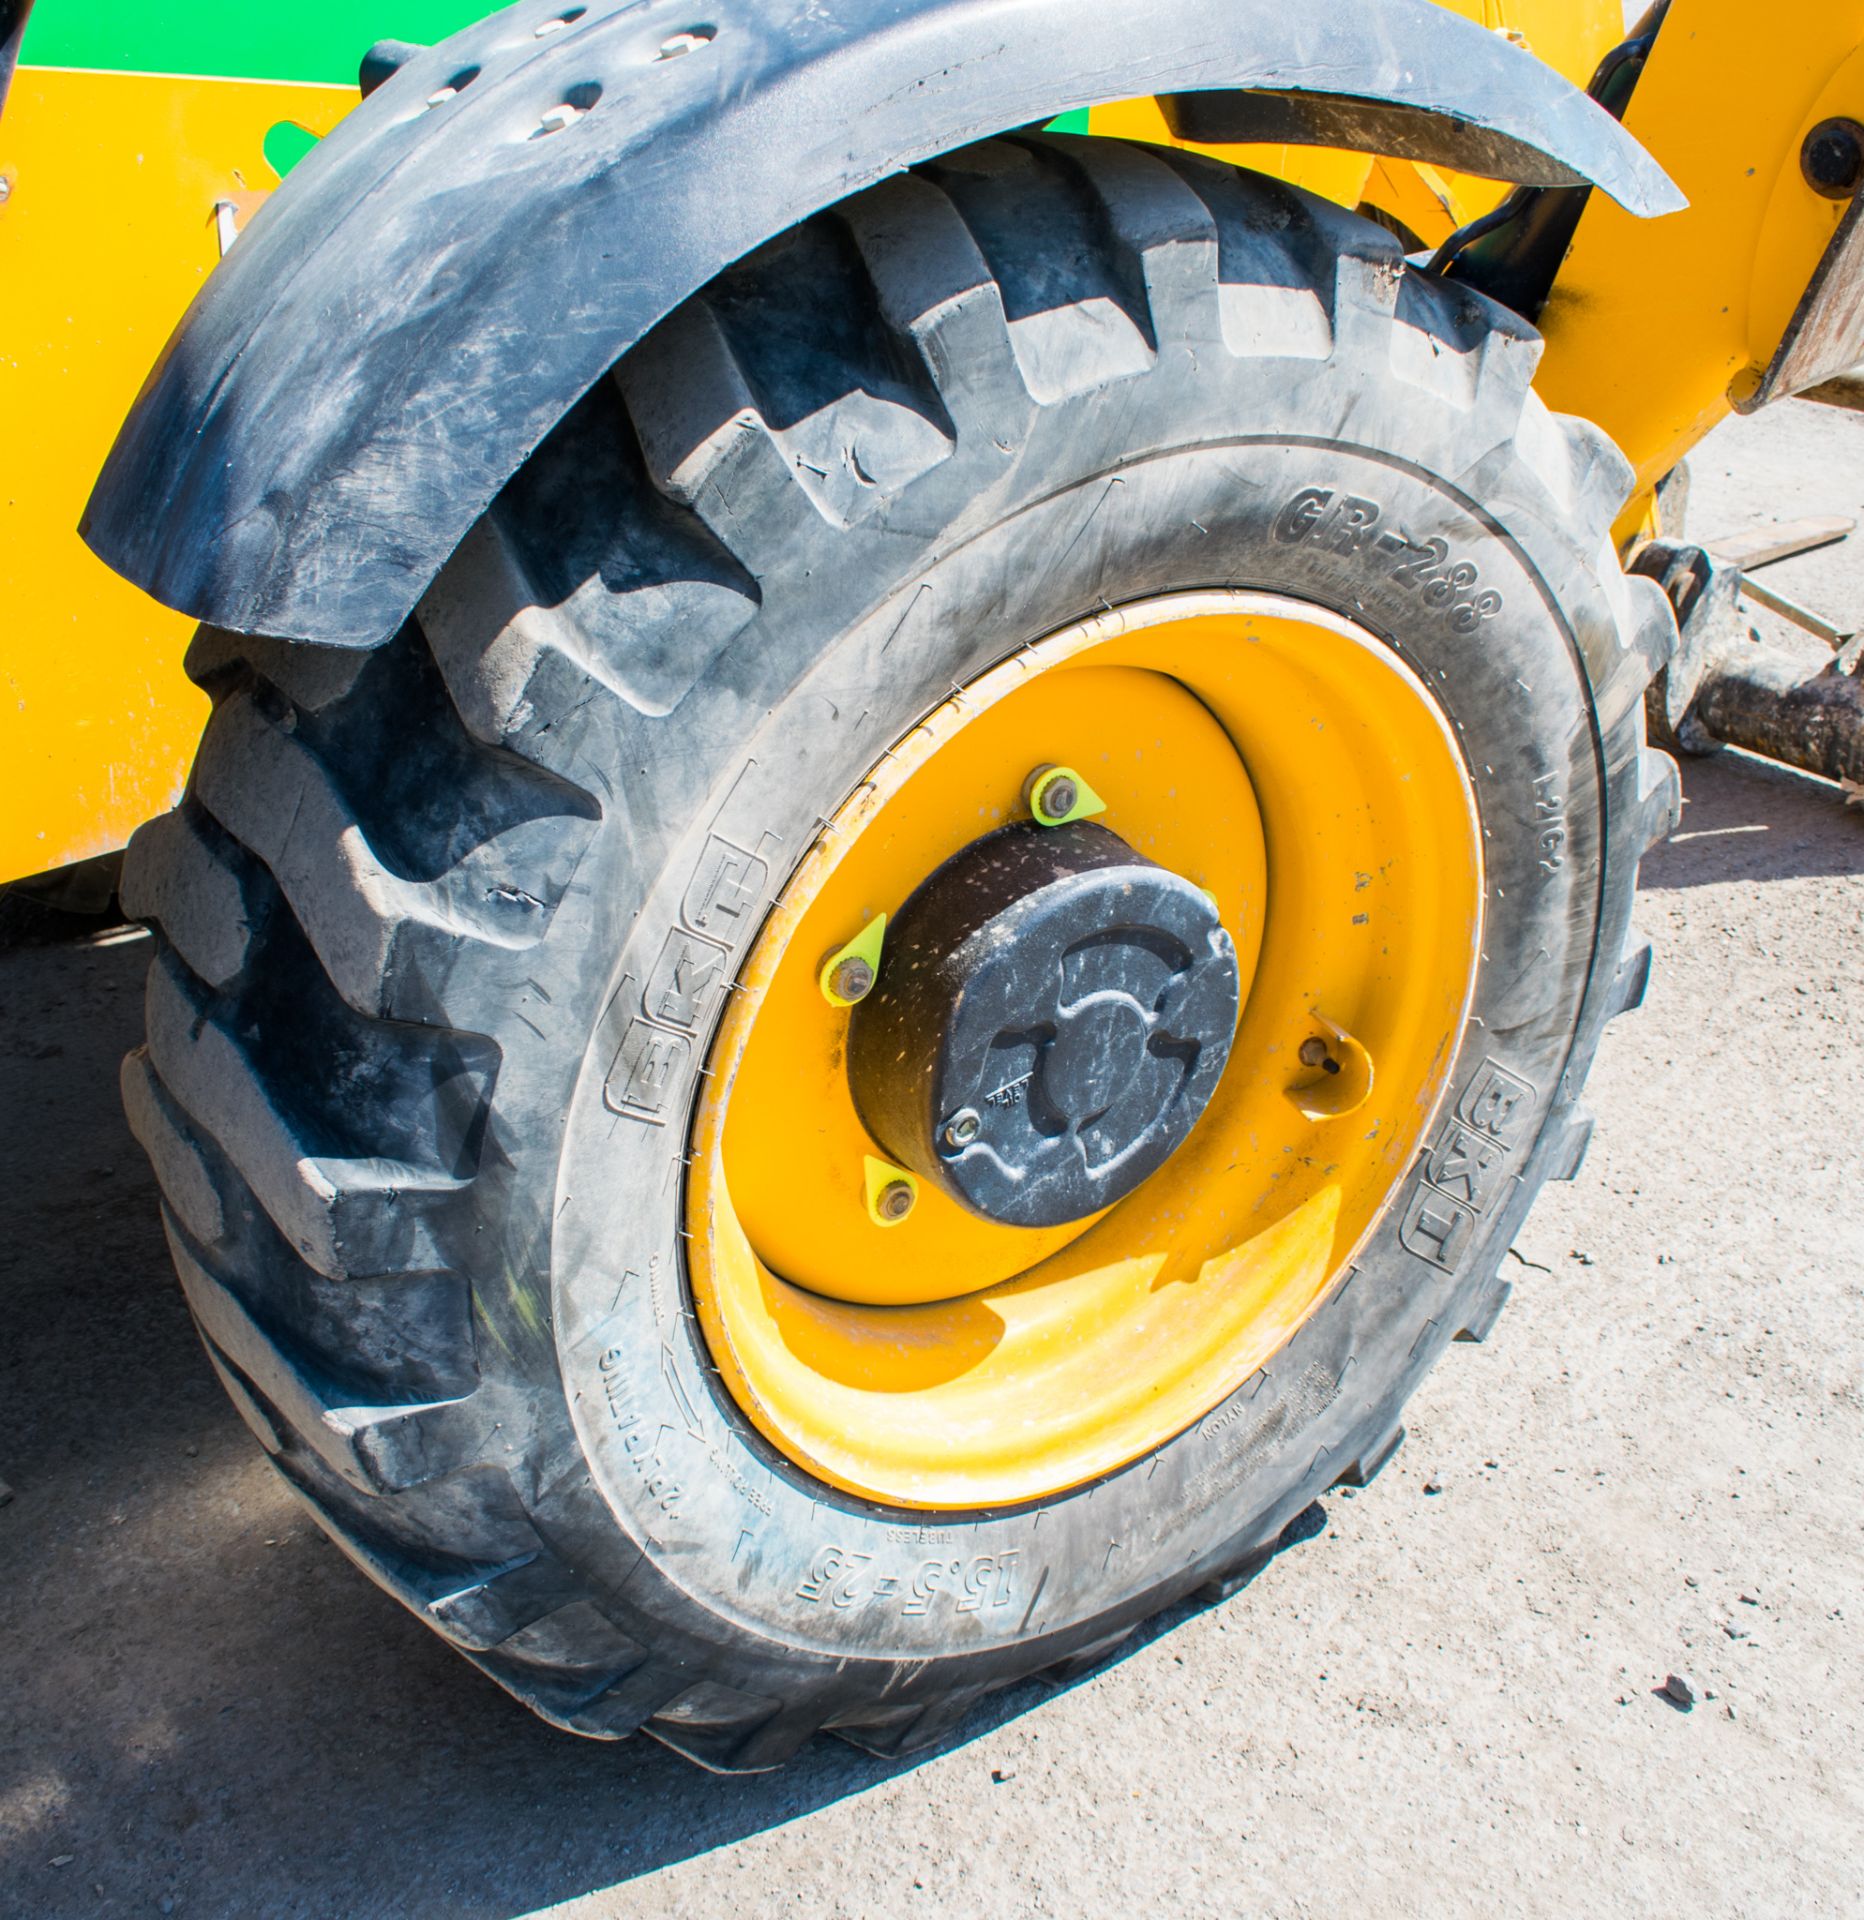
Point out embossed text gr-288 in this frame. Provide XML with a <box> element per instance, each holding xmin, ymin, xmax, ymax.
<box><xmin>1274</xmin><ymin>487</ymin><xmax>1505</xmax><ymax>635</ymax></box>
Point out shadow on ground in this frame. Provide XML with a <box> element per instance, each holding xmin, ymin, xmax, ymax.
<box><xmin>0</xmin><ymin>747</ymin><xmax>1853</xmax><ymax>1919</ymax></box>
<box><xmin>1644</xmin><ymin>744</ymin><xmax>1864</xmax><ymax>890</ymax></box>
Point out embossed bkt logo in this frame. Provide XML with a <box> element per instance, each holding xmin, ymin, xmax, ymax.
<box><xmin>682</xmin><ymin>833</ymin><xmax>768</xmax><ymax>940</ymax></box>
<box><xmin>605</xmin><ymin>832</ymin><xmax>770</xmax><ymax>1126</ymax></box>
<box><xmin>1456</xmin><ymin>1058</ymin><xmax>1536</xmax><ymax>1150</ymax></box>
<box><xmin>604</xmin><ymin>1018</ymin><xmax>692</xmax><ymax>1124</ymax></box>
<box><xmin>642</xmin><ymin>926</ymin><xmax>729</xmax><ymax>1033</ymax></box>
<box><xmin>1400</xmin><ymin>1056</ymin><xmax>1539</xmax><ymax>1273</ymax></box>
<box><xmin>1399</xmin><ymin>1185</ymin><xmax>1477</xmax><ymax>1272</ymax></box>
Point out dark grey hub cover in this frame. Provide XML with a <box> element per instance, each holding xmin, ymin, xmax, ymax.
<box><xmin>847</xmin><ymin>823</ymin><xmax>1241</xmax><ymax>1230</ymax></box>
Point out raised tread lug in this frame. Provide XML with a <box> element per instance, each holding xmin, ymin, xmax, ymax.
<box><xmin>1039</xmin><ymin>1624</ymin><xmax>1138</xmax><ymax>1687</ymax></box>
<box><xmin>1196</xmin><ymin>1501</ymin><xmax>1331</xmax><ymax>1604</ymax></box>
<box><xmin>165</xmin><ymin>1214</ymin><xmax>476</xmax><ymax>1496</ymax></box>
<box><xmin>1336</xmin><ymin>1421</ymin><xmax>1406</xmax><ymax>1490</ymax></box>
<box><xmin>1569</xmin><ymin>416</ymin><xmax>1639</xmax><ymax>546</ymax></box>
<box><xmin>186</xmin><ymin>626</ymin><xmax>373</xmax><ymax>713</ymax></box>
<box><xmin>841</xmin><ymin>171</ymin><xmax>1033</xmax><ymax>454</ymax></box>
<box><xmin>830</xmin><ymin>1685</ymin><xmax>991</xmax><ymax>1760</ymax></box>
<box><xmin>122</xmin><ymin>1048</ymin><xmax>227</xmax><ymax>1248</ymax></box>
<box><xmin>1546</xmin><ymin>1104</ymin><xmax>1596</xmax><ymax>1185</ymax></box>
<box><xmin>121</xmin><ymin>806</ymin><xmax>264</xmax><ymax>992</ymax></box>
<box><xmin>420</xmin><ymin>385</ymin><xmax>759</xmax><ymax>733</ymax></box>
<box><xmin>1150</xmin><ymin>148</ymin><xmax>1335</xmax><ymax>362</ymax></box>
<box><xmin>644</xmin><ymin>1682</ymin><xmax>792</xmax><ymax>1772</ymax></box>
<box><xmin>1047</xmin><ymin>132</ymin><xmax>1220</xmax><ymax>350</ymax></box>
<box><xmin>1454</xmin><ymin>1276</ymin><xmax>1514</xmax><ymax>1345</ymax></box>
<box><xmin>1610</xmin><ymin>930</ymin><xmax>1656</xmax><ymax>1019</ymax></box>
<box><xmin>620</xmin><ymin>302</ymin><xmax>843</xmax><ymax>568</ymax></box>
<box><xmin>1638</xmin><ymin>745</ymin><xmax>1684</xmax><ymax>852</ymax></box>
<box><xmin>193</xmin><ymin>686</ymin><xmax>569</xmax><ymax>1019</ymax></box>
<box><xmin>477</xmin><ymin>1600</ymin><xmax>648</xmax><ymax>1709</ymax></box>
<box><xmin>144</xmin><ymin>954</ymin><xmax>468</xmax><ymax>1281</ymax></box>
<box><xmin>925</xmin><ymin>139</ymin><xmax>1155</xmax><ymax>403</ymax></box>
<box><xmin>426</xmin><ymin>1554</ymin><xmax>563</xmax><ymax>1651</ymax></box>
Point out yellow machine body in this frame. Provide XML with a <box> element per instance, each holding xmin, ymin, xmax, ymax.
<box><xmin>1534</xmin><ymin>0</ymin><xmax>1864</xmax><ymax>539</ymax></box>
<box><xmin>2</xmin><ymin>0</ymin><xmax>1861</xmax><ymax>885</ymax></box>
<box><xmin>0</xmin><ymin>66</ymin><xmax>351</xmax><ymax>882</ymax></box>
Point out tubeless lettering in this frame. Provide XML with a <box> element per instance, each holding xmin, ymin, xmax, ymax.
<box><xmin>1275</xmin><ymin>487</ymin><xmax>1504</xmax><ymax>633</ymax></box>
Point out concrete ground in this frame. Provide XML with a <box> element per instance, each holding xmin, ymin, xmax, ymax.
<box><xmin>2</xmin><ymin>401</ymin><xmax>1860</xmax><ymax>1920</ymax></box>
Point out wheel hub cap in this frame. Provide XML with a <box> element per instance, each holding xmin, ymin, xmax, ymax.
<box><xmin>848</xmin><ymin>822</ymin><xmax>1240</xmax><ymax>1228</ymax></box>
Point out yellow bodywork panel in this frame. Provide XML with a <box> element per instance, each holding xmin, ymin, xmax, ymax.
<box><xmin>0</xmin><ymin>67</ymin><xmax>350</xmax><ymax>882</ymax></box>
<box><xmin>1536</xmin><ymin>0</ymin><xmax>1864</xmax><ymax>532</ymax></box>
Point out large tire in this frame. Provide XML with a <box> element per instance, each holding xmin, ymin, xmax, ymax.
<box><xmin>120</xmin><ymin>134</ymin><xmax>1680</xmax><ymax>1770</ymax></box>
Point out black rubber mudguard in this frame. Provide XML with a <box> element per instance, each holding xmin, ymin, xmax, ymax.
<box><xmin>81</xmin><ymin>0</ymin><xmax>1680</xmax><ymax>648</ymax></box>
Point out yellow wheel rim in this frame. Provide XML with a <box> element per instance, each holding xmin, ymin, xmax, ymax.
<box><xmin>687</xmin><ymin>591</ymin><xmax>1483</xmax><ymax>1509</ymax></box>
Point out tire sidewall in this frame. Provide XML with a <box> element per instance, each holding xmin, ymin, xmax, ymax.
<box><xmin>545</xmin><ymin>430</ymin><xmax>1616</xmax><ymax>1665</ymax></box>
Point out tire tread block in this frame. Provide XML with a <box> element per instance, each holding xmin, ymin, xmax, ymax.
<box><xmin>143</xmin><ymin>952</ymin><xmax>470</xmax><ymax>1281</ymax></box>
<box><xmin>167</xmin><ymin>1213</ymin><xmax>475</xmax><ymax>1496</ymax></box>
<box><xmin>1454</xmin><ymin>1276</ymin><xmax>1514</xmax><ymax>1345</ymax></box>
<box><xmin>120</xmin><ymin>806</ymin><xmax>264</xmax><ymax>993</ymax></box>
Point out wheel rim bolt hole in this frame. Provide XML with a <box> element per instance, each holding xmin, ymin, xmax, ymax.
<box><xmin>1300</xmin><ymin>1036</ymin><xmax>1343</xmax><ymax>1076</ymax></box>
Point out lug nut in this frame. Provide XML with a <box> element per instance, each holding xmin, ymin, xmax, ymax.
<box><xmin>877</xmin><ymin>1179</ymin><xmax>916</xmax><ymax>1223</ymax></box>
<box><xmin>1021</xmin><ymin>762</ymin><xmax>1106</xmax><ymax>828</ymax></box>
<box><xmin>830</xmin><ymin>955</ymin><xmax>875</xmax><ymax>1003</ymax></box>
<box><xmin>941</xmin><ymin>1108</ymin><xmax>982</xmax><ymax>1151</ymax></box>
<box><xmin>820</xmin><ymin>914</ymin><xmax>888</xmax><ymax>1007</ymax></box>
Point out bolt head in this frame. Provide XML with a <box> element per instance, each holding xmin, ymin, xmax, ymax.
<box><xmin>878</xmin><ymin>1179</ymin><xmax>916</xmax><ymax>1222</ymax></box>
<box><xmin>1804</xmin><ymin>119</ymin><xmax>1864</xmax><ymax>199</ymax></box>
<box><xmin>831</xmin><ymin>955</ymin><xmax>875</xmax><ymax>1003</ymax></box>
<box><xmin>941</xmin><ymin>1108</ymin><xmax>983</xmax><ymax>1150</ymax></box>
<box><xmin>1038</xmin><ymin>775</ymin><xmax>1078</xmax><ymax>820</ymax></box>
<box><xmin>1299</xmin><ymin>1037</ymin><xmax>1330</xmax><ymax>1067</ymax></box>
